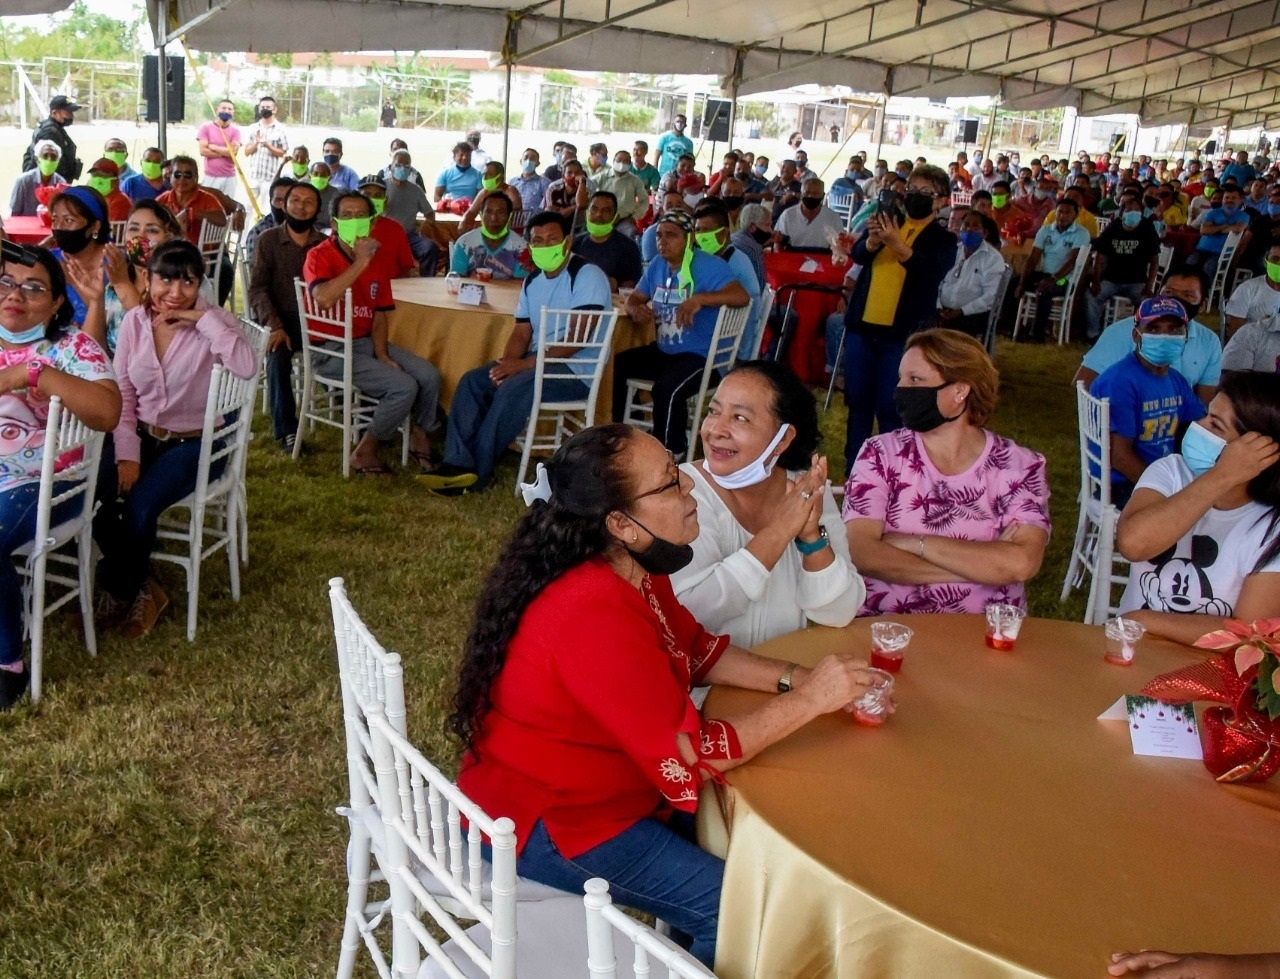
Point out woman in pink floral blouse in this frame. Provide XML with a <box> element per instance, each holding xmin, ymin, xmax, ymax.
<box><xmin>842</xmin><ymin>328</ymin><xmax>1051</xmax><ymax>615</ymax></box>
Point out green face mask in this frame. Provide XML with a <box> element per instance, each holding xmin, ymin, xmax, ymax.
<box><xmin>311</xmin><ymin>175</ymin><xmax>330</xmax><ymax>192</ymax></box>
<box><xmin>36</xmin><ymin>157</ymin><xmax>58</xmax><ymax>177</ymax></box>
<box><xmin>480</xmin><ymin>219</ymin><xmax>511</xmax><ymax>241</ymax></box>
<box><xmin>694</xmin><ymin>229</ymin><xmax>723</xmax><ymax>253</ymax></box>
<box><xmin>87</xmin><ymin>176</ymin><xmax>113</xmax><ymax>196</ymax></box>
<box><xmin>140</xmin><ymin>160</ymin><xmax>163</xmax><ymax>180</ymax></box>
<box><xmin>291</xmin><ymin>162</ymin><xmax>309</xmax><ymax>178</ymax></box>
<box><xmin>1267</xmin><ymin>260</ymin><xmax>1280</xmax><ymax>284</ymax></box>
<box><xmin>530</xmin><ymin>238</ymin><xmax>569</xmax><ymax>272</ymax></box>
<box><xmin>585</xmin><ymin>218</ymin><xmax>616</xmax><ymax>238</ymax></box>
<box><xmin>370</xmin><ymin>197</ymin><xmax>386</xmax><ymax>216</ymax></box>
<box><xmin>991</xmin><ymin>193</ymin><xmax>1009</xmax><ymax>208</ymax></box>
<box><xmin>104</xmin><ymin>150</ymin><xmax>127</xmax><ymax>169</ymax></box>
<box><xmin>333</xmin><ymin>216</ymin><xmax>372</xmax><ymax>247</ymax></box>
<box><xmin>482</xmin><ymin>175</ymin><xmax>500</xmax><ymax>192</ymax></box>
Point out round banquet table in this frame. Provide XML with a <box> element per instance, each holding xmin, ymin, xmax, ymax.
<box><xmin>2</xmin><ymin>215</ymin><xmax>51</xmax><ymax>245</ymax></box>
<box><xmin>763</xmin><ymin>252</ymin><xmax>848</xmax><ymax>385</ymax></box>
<box><xmin>1000</xmin><ymin>236</ymin><xmax>1034</xmax><ymax>277</ymax></box>
<box><xmin>699</xmin><ymin>614</ymin><xmax>1280</xmax><ymax>979</ymax></box>
<box><xmin>418</xmin><ymin>212</ymin><xmax>462</xmax><ymax>254</ymax></box>
<box><xmin>385</xmin><ymin>276</ymin><xmax>646</xmax><ymax>415</ymax></box>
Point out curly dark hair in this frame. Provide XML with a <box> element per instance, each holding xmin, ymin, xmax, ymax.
<box><xmin>719</xmin><ymin>361</ymin><xmax>820</xmax><ymax>470</ymax></box>
<box><xmin>1218</xmin><ymin>372</ymin><xmax>1280</xmax><ymax>573</ymax></box>
<box><xmin>448</xmin><ymin>424</ymin><xmax>638</xmax><ymax>753</ymax></box>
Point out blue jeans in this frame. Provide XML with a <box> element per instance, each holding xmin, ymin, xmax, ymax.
<box><xmin>515</xmin><ymin>814</ymin><xmax>722</xmax><ymax>967</ymax></box>
<box><xmin>842</xmin><ymin>328</ymin><xmax>904</xmax><ymax>475</ymax></box>
<box><xmin>824</xmin><ymin>311</ymin><xmax>846</xmax><ymax>373</ymax></box>
<box><xmin>0</xmin><ymin>483</ymin><xmax>44</xmax><ymax>665</ymax></box>
<box><xmin>269</xmin><ymin>322</ymin><xmax>301</xmax><ymax>441</ymax></box>
<box><xmin>443</xmin><ymin>364</ymin><xmax>585</xmax><ymax>488</ymax></box>
<box><xmin>94</xmin><ymin>432</ymin><xmax>220</xmax><ymax>603</ymax></box>
<box><xmin>406</xmin><ymin>231</ymin><xmax>439</xmax><ymax>278</ymax></box>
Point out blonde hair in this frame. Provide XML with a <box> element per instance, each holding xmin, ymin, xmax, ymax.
<box><xmin>904</xmin><ymin>328</ymin><xmax>999</xmax><ymax>426</ymax></box>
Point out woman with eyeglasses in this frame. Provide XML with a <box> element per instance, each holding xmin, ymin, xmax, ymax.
<box><xmin>92</xmin><ymin>240</ymin><xmax>255</xmax><ymax>640</ymax></box>
<box><xmin>0</xmin><ymin>247</ymin><xmax>121</xmax><ymax>709</ymax></box>
<box><xmin>451</xmin><ymin>424</ymin><xmax>879</xmax><ymax>967</ymax></box>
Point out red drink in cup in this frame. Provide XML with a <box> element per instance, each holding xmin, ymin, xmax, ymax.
<box><xmin>869</xmin><ymin>621</ymin><xmax>913</xmax><ymax>673</ymax></box>
<box><xmin>853</xmin><ymin>668</ymin><xmax>895</xmax><ymax>727</ymax></box>
<box><xmin>984</xmin><ymin>603</ymin><xmax>1025</xmax><ymax>651</ymax></box>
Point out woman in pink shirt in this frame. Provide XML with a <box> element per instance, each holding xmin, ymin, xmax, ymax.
<box><xmin>842</xmin><ymin>328</ymin><xmax>1051</xmax><ymax>615</ymax></box>
<box><xmin>93</xmin><ymin>240</ymin><xmax>256</xmax><ymax>639</ymax></box>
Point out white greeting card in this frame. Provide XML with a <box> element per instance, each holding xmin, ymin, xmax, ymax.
<box><xmin>1099</xmin><ymin>695</ymin><xmax>1202</xmax><ymax>760</ymax></box>
<box><xmin>458</xmin><ymin>283</ymin><xmax>487</xmax><ymax>306</ymax></box>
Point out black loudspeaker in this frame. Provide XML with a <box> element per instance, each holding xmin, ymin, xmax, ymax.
<box><xmin>143</xmin><ymin>55</ymin><xmax>185</xmax><ymax>123</ymax></box>
<box><xmin>1109</xmin><ymin>132</ymin><xmax>1126</xmax><ymax>154</ymax></box>
<box><xmin>1204</xmin><ymin>139</ymin><xmax>1218</xmax><ymax>154</ymax></box>
<box><xmin>703</xmin><ymin>98</ymin><xmax>731</xmax><ymax>142</ymax></box>
<box><xmin>957</xmin><ymin>118</ymin><xmax>979</xmax><ymax>143</ymax></box>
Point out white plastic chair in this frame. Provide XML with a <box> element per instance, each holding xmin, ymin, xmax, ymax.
<box><xmin>1205</xmin><ymin>228</ymin><xmax>1244</xmax><ymax>315</ymax></box>
<box><xmin>745</xmin><ymin>283</ymin><xmax>775</xmax><ymax>362</ymax></box>
<box><xmin>513</xmin><ymin>306</ymin><xmax>619</xmax><ymax>493</ymax></box>
<box><xmin>11</xmin><ymin>397</ymin><xmax>105</xmax><ymax>703</ymax></box>
<box><xmin>198</xmin><ymin>219</ymin><xmax>229</xmax><ymax>303</ymax></box>
<box><xmin>827</xmin><ymin>189</ymin><xmax>855</xmax><ymax>225</ymax></box>
<box><xmin>1102</xmin><ymin>295</ymin><xmax>1135</xmax><ymax>329</ymax></box>
<box><xmin>368</xmin><ymin>707</ymin><xmax>589</xmax><ymax>979</ymax></box>
<box><xmin>622</xmin><ymin>304</ymin><xmax>750</xmax><ymax>462</ymax></box>
<box><xmin>950</xmin><ymin>189</ymin><xmax>973</xmax><ymax>208</ymax></box>
<box><xmin>109</xmin><ymin>220</ymin><xmax>126</xmax><ymax>245</ymax></box>
<box><xmin>584</xmin><ymin>879</ymin><xmax>715</xmax><ymax>979</ymax></box>
<box><xmin>151</xmin><ymin>363</ymin><xmax>258</xmax><ymax>641</ymax></box>
<box><xmin>1151</xmin><ymin>244</ymin><xmax>1175</xmax><ymax>293</ymax></box>
<box><xmin>292</xmin><ymin>278</ymin><xmax>409</xmax><ymax>478</ymax></box>
<box><xmin>983</xmin><ymin>262</ymin><xmax>1013</xmax><ymax>357</ymax></box>
<box><xmin>1061</xmin><ymin>382</ymin><xmax>1127</xmax><ymax>625</ymax></box>
<box><xmin>1012</xmin><ymin>244</ymin><xmax>1091</xmax><ymax>344</ymax></box>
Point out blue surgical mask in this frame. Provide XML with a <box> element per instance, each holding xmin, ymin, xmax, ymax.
<box><xmin>1121</xmin><ymin>210</ymin><xmax>1142</xmax><ymax>228</ymax></box>
<box><xmin>522</xmin><ymin>159</ymin><xmax>536</xmax><ymax>173</ymax></box>
<box><xmin>1269</xmin><ymin>203</ymin><xmax>1280</xmax><ymax>217</ymax></box>
<box><xmin>754</xmin><ymin>164</ymin><xmax>766</xmax><ymax>175</ymax></box>
<box><xmin>1137</xmin><ymin>333</ymin><xmax>1186</xmax><ymax>367</ymax></box>
<box><xmin>1181</xmin><ymin>421</ymin><xmax>1227</xmax><ymax>477</ymax></box>
<box><xmin>959</xmin><ymin>229</ymin><xmax>984</xmax><ymax>250</ymax></box>
<box><xmin>323</xmin><ymin>153</ymin><xmax>339</xmax><ymax>167</ymax></box>
<box><xmin>847</xmin><ymin>169</ymin><xmax>858</xmax><ymax>180</ymax></box>
<box><xmin>0</xmin><ymin>323</ymin><xmax>46</xmax><ymax>345</ymax></box>
<box><xmin>392</xmin><ymin>166</ymin><xmax>409</xmax><ymax>182</ymax></box>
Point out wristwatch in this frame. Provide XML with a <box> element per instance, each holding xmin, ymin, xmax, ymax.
<box><xmin>26</xmin><ymin>360</ymin><xmax>45</xmax><ymax>392</ymax></box>
<box><xmin>777</xmin><ymin>662</ymin><xmax>798</xmax><ymax>693</ymax></box>
<box><xmin>795</xmin><ymin>526</ymin><xmax>831</xmax><ymax>555</ymax></box>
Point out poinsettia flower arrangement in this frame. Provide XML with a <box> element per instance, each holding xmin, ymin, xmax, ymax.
<box><xmin>516</xmin><ymin>246</ymin><xmax>535</xmax><ymax>276</ymax></box>
<box><xmin>34</xmin><ymin>184</ymin><xmax>63</xmax><ymax>209</ymax></box>
<box><xmin>1195</xmin><ymin>618</ymin><xmax>1280</xmax><ymax>720</ymax></box>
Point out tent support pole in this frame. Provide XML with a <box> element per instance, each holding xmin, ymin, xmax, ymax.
<box><xmin>155</xmin><ymin>0</ymin><xmax>168</xmax><ymax>156</ymax></box>
<box><xmin>502</xmin><ymin>62</ymin><xmax>512</xmax><ymax>170</ymax></box>
<box><xmin>501</xmin><ymin>11</ymin><xmax>520</xmax><ymax>170</ymax></box>
<box><xmin>982</xmin><ymin>101</ymin><xmax>997</xmax><ymax>158</ymax></box>
<box><xmin>873</xmin><ymin>95</ymin><xmax>887</xmax><ymax>162</ymax></box>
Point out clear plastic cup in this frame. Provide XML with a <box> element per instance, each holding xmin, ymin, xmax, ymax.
<box><xmin>1103</xmin><ymin>616</ymin><xmax>1146</xmax><ymax>667</ymax></box>
<box><xmin>475</xmin><ymin>267</ymin><xmax>493</xmax><ymax>283</ymax></box>
<box><xmin>870</xmin><ymin>622</ymin><xmax>913</xmax><ymax>673</ymax></box>
<box><xmin>444</xmin><ymin>272</ymin><xmax>461</xmax><ymax>295</ymax></box>
<box><xmin>853</xmin><ymin>668</ymin><xmax>895</xmax><ymax>727</ymax></box>
<box><xmin>984</xmin><ymin>603</ymin><xmax>1026</xmax><ymax>651</ymax></box>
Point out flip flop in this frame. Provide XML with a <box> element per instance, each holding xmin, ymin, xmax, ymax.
<box><xmin>353</xmin><ymin>463</ymin><xmax>395</xmax><ymax>477</ymax></box>
<box><xmin>409</xmin><ymin>450</ymin><xmax>436</xmax><ymax>473</ymax></box>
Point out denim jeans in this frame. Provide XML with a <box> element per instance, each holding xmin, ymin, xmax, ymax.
<box><xmin>1022</xmin><ymin>272</ymin><xmax>1067</xmax><ymax>341</ymax></box>
<box><xmin>94</xmin><ymin>431</ymin><xmax>220</xmax><ymax>603</ymax></box>
<box><xmin>842</xmin><ymin>328</ymin><xmax>904</xmax><ymax>475</ymax></box>
<box><xmin>406</xmin><ymin>231</ymin><xmax>440</xmax><ymax>278</ymax></box>
<box><xmin>443</xmin><ymin>363</ymin><xmax>586</xmax><ymax>488</ymax></box>
<box><xmin>269</xmin><ymin>322</ymin><xmax>302</xmax><ymax>441</ymax></box>
<box><xmin>1084</xmin><ymin>280</ymin><xmax>1144</xmax><ymax>340</ymax></box>
<box><xmin>515</xmin><ymin>814</ymin><xmax>723</xmax><ymax>967</ymax></box>
<box><xmin>0</xmin><ymin>482</ymin><xmax>44</xmax><ymax>665</ymax></box>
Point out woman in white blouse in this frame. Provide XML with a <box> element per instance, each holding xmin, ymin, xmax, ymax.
<box><xmin>936</xmin><ymin>209</ymin><xmax>1008</xmax><ymax>337</ymax></box>
<box><xmin>671</xmin><ymin>361</ymin><xmax>865</xmax><ymax>648</ymax></box>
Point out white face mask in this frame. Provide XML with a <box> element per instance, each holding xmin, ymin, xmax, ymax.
<box><xmin>706</xmin><ymin>424</ymin><xmax>791</xmax><ymax>490</ymax></box>
<box><xmin>612</xmin><ymin>160</ymin><xmax>629</xmax><ymax>173</ymax></box>
<box><xmin>683</xmin><ymin>192</ymin><xmax>704</xmax><ymax>208</ymax></box>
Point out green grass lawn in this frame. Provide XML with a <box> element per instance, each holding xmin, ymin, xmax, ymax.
<box><xmin>0</xmin><ymin>338</ymin><xmax>1089</xmax><ymax>977</ymax></box>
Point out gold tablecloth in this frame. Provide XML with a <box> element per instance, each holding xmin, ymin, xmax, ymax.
<box><xmin>1001</xmin><ymin>238</ymin><xmax>1034</xmax><ymax>276</ymax></box>
<box><xmin>700</xmin><ymin>615</ymin><xmax>1280</xmax><ymax>979</ymax></box>
<box><xmin>419</xmin><ymin>212</ymin><xmax>461</xmax><ymax>253</ymax></box>
<box><xmin>386</xmin><ymin>277</ymin><xmax>646</xmax><ymax>413</ymax></box>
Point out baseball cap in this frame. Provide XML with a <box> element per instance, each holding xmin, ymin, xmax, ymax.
<box><xmin>88</xmin><ymin>158</ymin><xmax>120</xmax><ymax>176</ymax></box>
<box><xmin>1136</xmin><ymin>296</ymin><xmax>1188</xmax><ymax>327</ymax></box>
<box><xmin>49</xmin><ymin>95</ymin><xmax>82</xmax><ymax>112</ymax></box>
<box><xmin>358</xmin><ymin>173</ymin><xmax>386</xmax><ymax>190</ymax></box>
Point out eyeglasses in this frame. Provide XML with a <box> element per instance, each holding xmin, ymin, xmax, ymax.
<box><xmin>171</xmin><ymin>170</ymin><xmax>196</xmax><ymax>179</ymax></box>
<box><xmin>633</xmin><ymin>455</ymin><xmax>682</xmax><ymax>500</ymax></box>
<box><xmin>0</xmin><ymin>275</ymin><xmax>50</xmax><ymax>299</ymax></box>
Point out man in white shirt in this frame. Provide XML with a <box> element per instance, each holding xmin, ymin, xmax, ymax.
<box><xmin>937</xmin><ymin>211</ymin><xmax>1007</xmax><ymax>336</ymax></box>
<box><xmin>970</xmin><ymin>159</ymin><xmax>1000</xmax><ymax>193</ymax></box>
<box><xmin>589</xmin><ymin>149</ymin><xmax>649</xmax><ymax>237</ymax></box>
<box><xmin>242</xmin><ymin>96</ymin><xmax>290</xmax><ymax>210</ymax></box>
<box><xmin>774</xmin><ymin>179</ymin><xmax>844</xmax><ymax>249</ymax></box>
<box><xmin>1223</xmin><ymin>243</ymin><xmax>1280</xmax><ymax>338</ymax></box>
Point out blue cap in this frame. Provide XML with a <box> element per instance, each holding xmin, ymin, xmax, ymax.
<box><xmin>1136</xmin><ymin>296</ymin><xmax>1188</xmax><ymax>327</ymax></box>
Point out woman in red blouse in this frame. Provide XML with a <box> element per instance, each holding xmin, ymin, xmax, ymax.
<box><xmin>451</xmin><ymin>423</ymin><xmax>876</xmax><ymax>966</ymax></box>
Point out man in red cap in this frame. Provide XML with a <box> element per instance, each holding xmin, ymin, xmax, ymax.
<box><xmin>85</xmin><ymin>158</ymin><xmax>131</xmax><ymax>222</ymax></box>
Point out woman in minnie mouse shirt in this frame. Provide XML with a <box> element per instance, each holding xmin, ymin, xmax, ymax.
<box><xmin>1117</xmin><ymin>370</ymin><xmax>1280</xmax><ymax>645</ymax></box>
<box><xmin>0</xmin><ymin>247</ymin><xmax>120</xmax><ymax>709</ymax></box>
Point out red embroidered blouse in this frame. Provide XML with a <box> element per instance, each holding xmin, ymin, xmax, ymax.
<box><xmin>457</xmin><ymin>558</ymin><xmax>742</xmax><ymax>858</ymax></box>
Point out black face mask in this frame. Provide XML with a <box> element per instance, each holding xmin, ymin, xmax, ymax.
<box><xmin>625</xmin><ymin>515</ymin><xmax>694</xmax><ymax>576</ymax></box>
<box><xmin>52</xmin><ymin>226</ymin><xmax>92</xmax><ymax>255</ymax></box>
<box><xmin>801</xmin><ymin>196</ymin><xmax>824</xmax><ymax>210</ymax></box>
<box><xmin>284</xmin><ymin>214</ymin><xmax>315</xmax><ymax>233</ymax></box>
<box><xmin>721</xmin><ymin>196</ymin><xmax>745</xmax><ymax>211</ymax></box>
<box><xmin>894</xmin><ymin>384</ymin><xmax>964</xmax><ymax>433</ymax></box>
<box><xmin>751</xmin><ymin>228</ymin><xmax>773</xmax><ymax>245</ymax></box>
<box><xmin>903</xmin><ymin>192</ymin><xmax>935</xmax><ymax>220</ymax></box>
<box><xmin>270</xmin><ymin>206</ymin><xmax>286</xmax><ymax>224</ymax></box>
<box><xmin>1174</xmin><ymin>299</ymin><xmax>1202</xmax><ymax>321</ymax></box>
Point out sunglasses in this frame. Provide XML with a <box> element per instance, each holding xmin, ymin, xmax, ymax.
<box><xmin>171</xmin><ymin>170</ymin><xmax>196</xmax><ymax>179</ymax></box>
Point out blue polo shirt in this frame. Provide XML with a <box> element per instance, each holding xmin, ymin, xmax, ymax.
<box><xmin>1195</xmin><ymin>206</ymin><xmax>1245</xmax><ymax>254</ymax></box>
<box><xmin>515</xmin><ymin>255</ymin><xmax>611</xmax><ymax>376</ymax></box>
<box><xmin>121</xmin><ymin>173</ymin><xmax>169</xmax><ymax>202</ymax></box>
<box><xmin>639</xmin><ymin>249</ymin><xmax>738</xmax><ymax>357</ymax></box>
<box><xmin>436</xmin><ymin>165</ymin><xmax>483</xmax><ymax>200</ymax></box>
<box><xmin>1032</xmin><ymin>221</ymin><xmax>1090</xmax><ymax>275</ymax></box>
<box><xmin>1091</xmin><ymin>352</ymin><xmax>1205</xmax><ymax>487</ymax></box>
<box><xmin>1082</xmin><ymin>317</ymin><xmax>1222</xmax><ymax>390</ymax></box>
